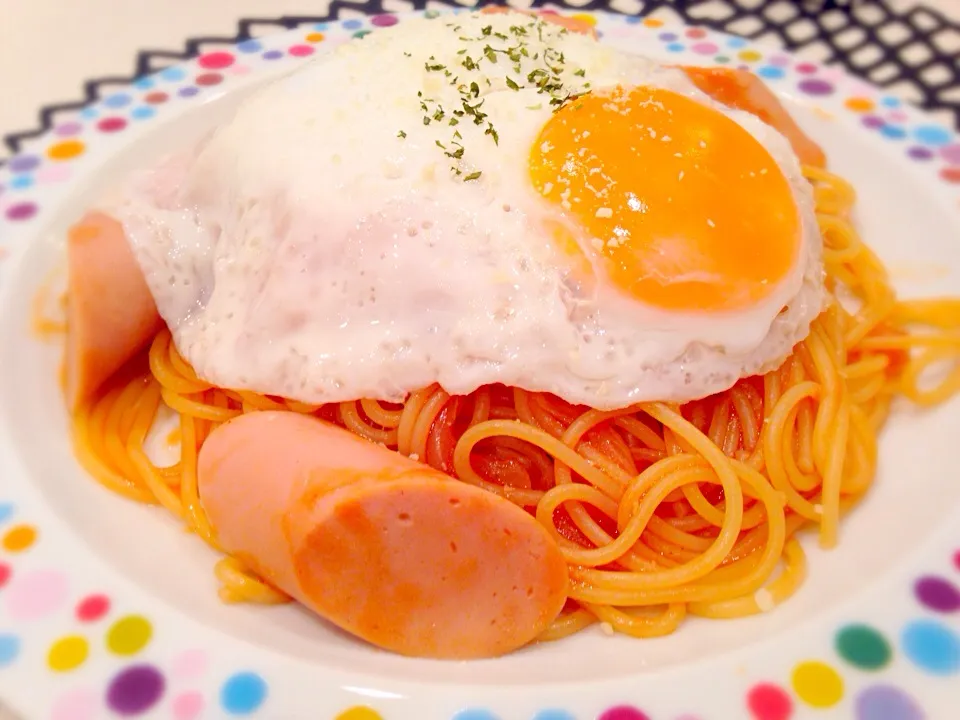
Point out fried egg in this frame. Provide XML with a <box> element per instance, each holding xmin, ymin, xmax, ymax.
<box><xmin>107</xmin><ymin>10</ymin><xmax>824</xmax><ymax>409</ymax></box>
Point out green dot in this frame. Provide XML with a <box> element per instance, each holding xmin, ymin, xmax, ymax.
<box><xmin>714</xmin><ymin>55</ymin><xmax>730</xmax><ymax>63</ymax></box>
<box><xmin>835</xmin><ymin>623</ymin><xmax>892</xmax><ymax>670</ymax></box>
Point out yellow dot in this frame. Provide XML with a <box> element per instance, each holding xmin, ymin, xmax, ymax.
<box><xmin>306</xmin><ymin>32</ymin><xmax>325</xmax><ymax>42</ymax></box>
<box><xmin>571</xmin><ymin>13</ymin><xmax>598</xmax><ymax>27</ymax></box>
<box><xmin>738</xmin><ymin>50</ymin><xmax>762</xmax><ymax>62</ymax></box>
<box><xmin>791</xmin><ymin>660</ymin><xmax>844</xmax><ymax>708</ymax></box>
<box><xmin>47</xmin><ymin>140</ymin><xmax>85</xmax><ymax>161</ymax></box>
<box><xmin>2</xmin><ymin>525</ymin><xmax>37</xmax><ymax>552</ymax></box>
<box><xmin>844</xmin><ymin>97</ymin><xmax>874</xmax><ymax>112</ymax></box>
<box><xmin>106</xmin><ymin>615</ymin><xmax>152</xmax><ymax>656</ymax></box>
<box><xmin>335</xmin><ymin>708</ymin><xmax>383</xmax><ymax>720</ymax></box>
<box><xmin>47</xmin><ymin>635</ymin><xmax>89</xmax><ymax>672</ymax></box>
<box><xmin>643</xmin><ymin>17</ymin><xmax>664</xmax><ymax>28</ymax></box>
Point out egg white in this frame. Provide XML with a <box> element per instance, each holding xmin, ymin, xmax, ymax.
<box><xmin>106</xmin><ymin>10</ymin><xmax>824</xmax><ymax>409</ymax></box>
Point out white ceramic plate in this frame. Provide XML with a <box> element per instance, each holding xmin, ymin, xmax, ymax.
<box><xmin>1</xmin><ymin>8</ymin><xmax>959</xmax><ymax>720</ymax></box>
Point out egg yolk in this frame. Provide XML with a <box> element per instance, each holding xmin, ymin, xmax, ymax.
<box><xmin>529</xmin><ymin>85</ymin><xmax>801</xmax><ymax>312</ymax></box>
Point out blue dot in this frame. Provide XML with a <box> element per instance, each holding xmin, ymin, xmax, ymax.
<box><xmin>0</xmin><ymin>503</ymin><xmax>14</xmax><ymax>525</ymax></box>
<box><xmin>727</xmin><ymin>36</ymin><xmax>748</xmax><ymax>48</ymax></box>
<box><xmin>10</xmin><ymin>175</ymin><xmax>33</xmax><ymax>190</ymax></box>
<box><xmin>452</xmin><ymin>711</ymin><xmax>500</xmax><ymax>720</ymax></box>
<box><xmin>343</xmin><ymin>19</ymin><xmax>363</xmax><ymax>30</ymax></box>
<box><xmin>532</xmin><ymin>711</ymin><xmax>576</xmax><ymax>720</ymax></box>
<box><xmin>131</xmin><ymin>106</ymin><xmax>156</xmax><ymax>120</ymax></box>
<box><xmin>262</xmin><ymin>50</ymin><xmax>283</xmax><ymax>61</ymax></box>
<box><xmin>220</xmin><ymin>672</ymin><xmax>267</xmax><ymax>715</ymax></box>
<box><xmin>881</xmin><ymin>95</ymin><xmax>901</xmax><ymax>108</ymax></box>
<box><xmin>80</xmin><ymin>107</ymin><xmax>99</xmax><ymax>119</ymax></box>
<box><xmin>237</xmin><ymin>39</ymin><xmax>262</xmax><ymax>53</ymax></box>
<box><xmin>103</xmin><ymin>93</ymin><xmax>131</xmax><ymax>109</ymax></box>
<box><xmin>880</xmin><ymin>124</ymin><xmax>906</xmax><ymax>140</ymax></box>
<box><xmin>625</xmin><ymin>16</ymin><xmax>641</xmax><ymax>24</ymax></box>
<box><xmin>133</xmin><ymin>76</ymin><xmax>154</xmax><ymax>90</ymax></box>
<box><xmin>313</xmin><ymin>22</ymin><xmax>328</xmax><ymax>31</ymax></box>
<box><xmin>0</xmin><ymin>635</ymin><xmax>20</xmax><ymax>667</ymax></box>
<box><xmin>757</xmin><ymin>65</ymin><xmax>785</xmax><ymax>79</ymax></box>
<box><xmin>666</xmin><ymin>42</ymin><xmax>685</xmax><ymax>52</ymax></box>
<box><xmin>160</xmin><ymin>66</ymin><xmax>186</xmax><ymax>81</ymax></box>
<box><xmin>902</xmin><ymin>619</ymin><xmax>960</xmax><ymax>675</ymax></box>
<box><xmin>913</xmin><ymin>124</ymin><xmax>952</xmax><ymax>147</ymax></box>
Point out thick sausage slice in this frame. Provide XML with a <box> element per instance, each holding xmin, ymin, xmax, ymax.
<box><xmin>197</xmin><ymin>411</ymin><xmax>569</xmax><ymax>659</ymax></box>
<box><xmin>681</xmin><ymin>66</ymin><xmax>827</xmax><ymax>169</ymax></box>
<box><xmin>65</xmin><ymin>211</ymin><xmax>162</xmax><ymax>409</ymax></box>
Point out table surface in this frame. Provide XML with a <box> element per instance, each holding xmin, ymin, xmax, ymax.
<box><xmin>0</xmin><ymin>0</ymin><xmax>957</xmax><ymax>159</ymax></box>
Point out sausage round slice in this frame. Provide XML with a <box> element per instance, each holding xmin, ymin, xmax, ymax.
<box><xmin>197</xmin><ymin>411</ymin><xmax>569</xmax><ymax>659</ymax></box>
<box><xmin>65</xmin><ymin>210</ymin><xmax>161</xmax><ymax>409</ymax></box>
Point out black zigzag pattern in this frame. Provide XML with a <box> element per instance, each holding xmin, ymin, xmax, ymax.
<box><xmin>3</xmin><ymin>0</ymin><xmax>958</xmax><ymax>165</ymax></box>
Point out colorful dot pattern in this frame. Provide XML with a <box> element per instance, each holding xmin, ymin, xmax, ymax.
<box><xmin>0</xmin><ymin>8</ymin><xmax>958</xmax><ymax>720</ymax></box>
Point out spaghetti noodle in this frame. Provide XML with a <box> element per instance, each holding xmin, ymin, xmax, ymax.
<box><xmin>65</xmin><ymin>166</ymin><xmax>960</xmax><ymax>640</ymax></box>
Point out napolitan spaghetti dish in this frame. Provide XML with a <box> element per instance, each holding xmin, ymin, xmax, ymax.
<box><xmin>51</xmin><ymin>9</ymin><xmax>960</xmax><ymax>659</ymax></box>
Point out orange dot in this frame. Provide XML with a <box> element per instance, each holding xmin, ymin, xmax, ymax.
<box><xmin>306</xmin><ymin>32</ymin><xmax>325</xmax><ymax>43</ymax></box>
<box><xmin>844</xmin><ymin>97</ymin><xmax>874</xmax><ymax>112</ymax></box>
<box><xmin>2</xmin><ymin>525</ymin><xmax>37</xmax><ymax>552</ymax></box>
<box><xmin>738</xmin><ymin>50</ymin><xmax>762</xmax><ymax>62</ymax></box>
<box><xmin>335</xmin><ymin>708</ymin><xmax>383</xmax><ymax>720</ymax></box>
<box><xmin>643</xmin><ymin>17</ymin><xmax>664</xmax><ymax>28</ymax></box>
<box><xmin>47</xmin><ymin>140</ymin><xmax>85</xmax><ymax>161</ymax></box>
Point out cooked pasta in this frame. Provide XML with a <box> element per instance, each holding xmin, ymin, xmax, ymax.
<box><xmin>64</xmin><ymin>166</ymin><xmax>960</xmax><ymax>640</ymax></box>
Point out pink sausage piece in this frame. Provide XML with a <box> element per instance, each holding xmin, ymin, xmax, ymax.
<box><xmin>198</xmin><ymin>411</ymin><xmax>569</xmax><ymax>659</ymax></box>
<box><xmin>65</xmin><ymin>211</ymin><xmax>162</xmax><ymax>409</ymax></box>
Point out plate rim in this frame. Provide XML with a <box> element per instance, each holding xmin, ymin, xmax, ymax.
<box><xmin>0</xmin><ymin>5</ymin><xmax>959</xmax><ymax>720</ymax></box>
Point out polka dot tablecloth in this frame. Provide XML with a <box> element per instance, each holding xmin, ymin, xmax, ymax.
<box><xmin>0</xmin><ymin>2</ymin><xmax>959</xmax><ymax>719</ymax></box>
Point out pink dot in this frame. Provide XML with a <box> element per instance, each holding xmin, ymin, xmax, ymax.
<box><xmin>289</xmin><ymin>45</ymin><xmax>314</xmax><ymax>57</ymax></box>
<box><xmin>888</xmin><ymin>110</ymin><xmax>909</xmax><ymax>122</ymax></box>
<box><xmin>55</xmin><ymin>122</ymin><xmax>83</xmax><ymax>137</ymax></box>
<box><xmin>171</xmin><ymin>649</ymin><xmax>208</xmax><ymax>680</ymax></box>
<box><xmin>796</xmin><ymin>62</ymin><xmax>817</xmax><ymax>74</ymax></box>
<box><xmin>747</xmin><ymin>682</ymin><xmax>793</xmax><ymax>720</ymax></box>
<box><xmin>36</xmin><ymin>164</ymin><xmax>71</xmax><ymax>184</ymax></box>
<box><xmin>171</xmin><ymin>691</ymin><xmax>204</xmax><ymax>720</ymax></box>
<box><xmin>196</xmin><ymin>73</ymin><xmax>222</xmax><ymax>86</ymax></box>
<box><xmin>4</xmin><ymin>570</ymin><xmax>69</xmax><ymax>621</ymax></box>
<box><xmin>231</xmin><ymin>65</ymin><xmax>251</xmax><ymax>75</ymax></box>
<box><xmin>599</xmin><ymin>708</ymin><xmax>650</xmax><ymax>720</ymax></box>
<box><xmin>942</xmin><ymin>145</ymin><xmax>960</xmax><ymax>165</ymax></box>
<box><xmin>49</xmin><ymin>687</ymin><xmax>97</xmax><ymax>720</ymax></box>
<box><xmin>198</xmin><ymin>51</ymin><xmax>235</xmax><ymax>70</ymax></box>
<box><xmin>97</xmin><ymin>117</ymin><xmax>127</xmax><ymax>133</ymax></box>
<box><xmin>769</xmin><ymin>55</ymin><xmax>791</xmax><ymax>67</ymax></box>
<box><xmin>75</xmin><ymin>593</ymin><xmax>110</xmax><ymax>622</ymax></box>
<box><xmin>692</xmin><ymin>42</ymin><xmax>719</xmax><ymax>54</ymax></box>
<box><xmin>0</xmin><ymin>563</ymin><xmax>10</xmax><ymax>589</ymax></box>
